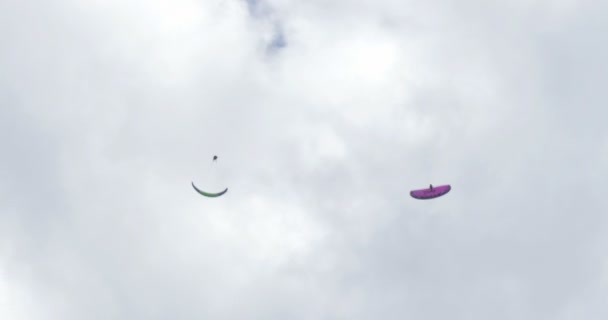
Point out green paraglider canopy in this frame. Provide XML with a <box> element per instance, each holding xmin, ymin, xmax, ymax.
<box><xmin>191</xmin><ymin>182</ymin><xmax>228</xmax><ymax>197</ymax></box>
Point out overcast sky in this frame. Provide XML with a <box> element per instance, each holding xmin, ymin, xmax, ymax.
<box><xmin>1</xmin><ymin>0</ymin><xmax>608</xmax><ymax>319</ymax></box>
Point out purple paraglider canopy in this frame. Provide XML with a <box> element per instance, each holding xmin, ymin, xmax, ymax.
<box><xmin>410</xmin><ymin>184</ymin><xmax>451</xmax><ymax>200</ymax></box>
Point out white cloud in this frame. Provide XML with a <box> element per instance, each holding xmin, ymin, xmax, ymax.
<box><xmin>1</xmin><ymin>0</ymin><xmax>607</xmax><ymax>318</ymax></box>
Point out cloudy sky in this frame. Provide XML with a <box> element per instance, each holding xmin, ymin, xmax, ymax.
<box><xmin>1</xmin><ymin>0</ymin><xmax>607</xmax><ymax>318</ymax></box>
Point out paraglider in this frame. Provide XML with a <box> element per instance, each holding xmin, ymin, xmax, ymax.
<box><xmin>192</xmin><ymin>155</ymin><xmax>228</xmax><ymax>198</ymax></box>
<box><xmin>191</xmin><ymin>182</ymin><xmax>228</xmax><ymax>197</ymax></box>
<box><xmin>410</xmin><ymin>184</ymin><xmax>451</xmax><ymax>200</ymax></box>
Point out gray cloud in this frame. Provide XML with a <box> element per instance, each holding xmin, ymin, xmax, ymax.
<box><xmin>1</xmin><ymin>0</ymin><xmax>607</xmax><ymax>319</ymax></box>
